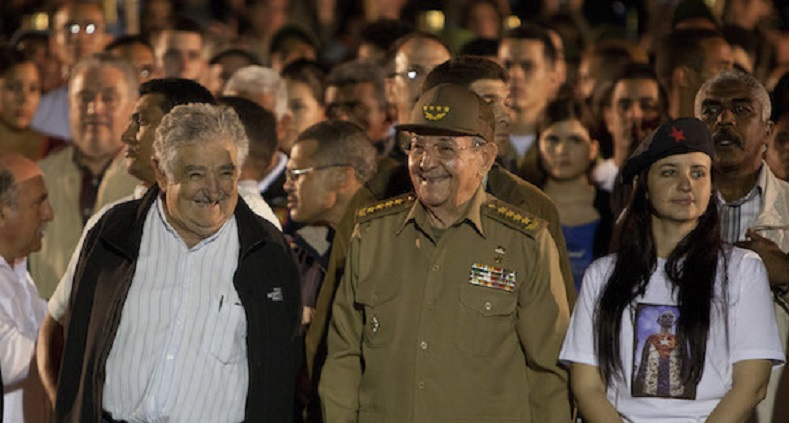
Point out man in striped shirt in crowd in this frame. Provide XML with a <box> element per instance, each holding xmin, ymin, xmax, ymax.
<box><xmin>54</xmin><ymin>103</ymin><xmax>301</xmax><ymax>422</ymax></box>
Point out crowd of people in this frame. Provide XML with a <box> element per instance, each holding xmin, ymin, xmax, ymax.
<box><xmin>0</xmin><ymin>0</ymin><xmax>788</xmax><ymax>422</ymax></box>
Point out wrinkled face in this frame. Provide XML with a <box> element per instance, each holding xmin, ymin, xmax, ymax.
<box><xmin>0</xmin><ymin>62</ymin><xmax>41</xmax><ymax>129</ymax></box>
<box><xmin>284</xmin><ymin>139</ymin><xmax>339</xmax><ymax>223</ymax></box>
<box><xmin>284</xmin><ymin>80</ymin><xmax>324</xmax><ymax>153</ymax></box>
<box><xmin>499</xmin><ymin>38</ymin><xmax>556</xmax><ymax>116</ymax></box>
<box><xmin>326</xmin><ymin>82</ymin><xmax>388</xmax><ymax>141</ymax></box>
<box><xmin>696</xmin><ymin>80</ymin><xmax>770</xmax><ymax>174</ymax></box>
<box><xmin>156</xmin><ymin>30</ymin><xmax>206</xmax><ymax>81</ymax></box>
<box><xmin>122</xmin><ymin>93</ymin><xmax>165</xmax><ymax>184</ymax></box>
<box><xmin>609</xmin><ymin>78</ymin><xmax>661</xmax><ymax>152</ymax></box>
<box><xmin>539</xmin><ymin>119</ymin><xmax>598</xmax><ymax>181</ymax></box>
<box><xmin>51</xmin><ymin>3</ymin><xmax>109</xmax><ymax>68</ymax></box>
<box><xmin>767</xmin><ymin>115</ymin><xmax>789</xmax><ymax>180</ymax></box>
<box><xmin>109</xmin><ymin>43</ymin><xmax>157</xmax><ymax>84</ymax></box>
<box><xmin>468</xmin><ymin>78</ymin><xmax>511</xmax><ymax>152</ymax></box>
<box><xmin>391</xmin><ymin>39</ymin><xmax>451</xmax><ymax>124</ymax></box>
<box><xmin>647</xmin><ymin>152</ymin><xmax>712</xmax><ymax>225</ymax></box>
<box><xmin>407</xmin><ymin>134</ymin><xmax>495</xmax><ymax>216</ymax></box>
<box><xmin>157</xmin><ymin>139</ymin><xmax>240</xmax><ymax>243</ymax></box>
<box><xmin>69</xmin><ymin>65</ymin><xmax>134</xmax><ymax>159</ymax></box>
<box><xmin>0</xmin><ymin>175</ymin><xmax>54</xmax><ymax>259</ymax></box>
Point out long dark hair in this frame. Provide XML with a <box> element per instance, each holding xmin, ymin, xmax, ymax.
<box><xmin>595</xmin><ymin>166</ymin><xmax>728</xmax><ymax>387</ymax></box>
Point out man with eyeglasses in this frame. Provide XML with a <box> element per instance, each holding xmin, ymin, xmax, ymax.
<box><xmin>319</xmin><ymin>84</ymin><xmax>571</xmax><ymax>422</ymax></box>
<box><xmin>31</xmin><ymin>1</ymin><xmax>111</xmax><ymax>140</ymax></box>
<box><xmin>385</xmin><ymin>32</ymin><xmax>451</xmax><ymax>127</ymax></box>
<box><xmin>105</xmin><ymin>35</ymin><xmax>159</xmax><ymax>85</ymax></box>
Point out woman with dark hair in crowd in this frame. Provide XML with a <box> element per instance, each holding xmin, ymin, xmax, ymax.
<box><xmin>537</xmin><ymin>95</ymin><xmax>613</xmax><ymax>292</ymax></box>
<box><xmin>281</xmin><ymin>59</ymin><xmax>327</xmax><ymax>154</ymax></box>
<box><xmin>0</xmin><ymin>45</ymin><xmax>64</xmax><ymax>160</ymax></box>
<box><xmin>560</xmin><ymin>118</ymin><xmax>784</xmax><ymax>421</ymax></box>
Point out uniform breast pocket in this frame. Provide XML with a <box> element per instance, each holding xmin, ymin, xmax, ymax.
<box><xmin>205</xmin><ymin>301</ymin><xmax>248</xmax><ymax>365</ymax></box>
<box><xmin>355</xmin><ymin>280</ymin><xmax>399</xmax><ymax>348</ymax></box>
<box><xmin>456</xmin><ymin>283</ymin><xmax>517</xmax><ymax>356</ymax></box>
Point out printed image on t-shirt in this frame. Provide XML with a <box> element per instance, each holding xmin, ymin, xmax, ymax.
<box><xmin>631</xmin><ymin>303</ymin><xmax>697</xmax><ymax>400</ymax></box>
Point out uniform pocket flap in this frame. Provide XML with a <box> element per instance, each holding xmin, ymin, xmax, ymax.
<box><xmin>460</xmin><ymin>284</ymin><xmax>516</xmax><ymax>316</ymax></box>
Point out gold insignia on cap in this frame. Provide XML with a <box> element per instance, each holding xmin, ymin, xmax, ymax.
<box><xmin>423</xmin><ymin>105</ymin><xmax>450</xmax><ymax>121</ymax></box>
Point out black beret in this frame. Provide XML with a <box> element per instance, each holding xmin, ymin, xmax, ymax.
<box><xmin>621</xmin><ymin>117</ymin><xmax>715</xmax><ymax>183</ymax></box>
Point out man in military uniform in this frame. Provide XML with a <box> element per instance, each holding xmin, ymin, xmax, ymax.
<box><xmin>319</xmin><ymin>84</ymin><xmax>571</xmax><ymax>422</ymax></box>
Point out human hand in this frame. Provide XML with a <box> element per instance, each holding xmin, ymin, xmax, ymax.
<box><xmin>735</xmin><ymin>229</ymin><xmax>789</xmax><ymax>287</ymax></box>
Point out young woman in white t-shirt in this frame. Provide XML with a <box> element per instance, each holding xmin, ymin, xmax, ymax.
<box><xmin>560</xmin><ymin>118</ymin><xmax>784</xmax><ymax>423</ymax></box>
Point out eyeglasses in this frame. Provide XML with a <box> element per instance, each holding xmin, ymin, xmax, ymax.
<box><xmin>403</xmin><ymin>138</ymin><xmax>482</xmax><ymax>160</ymax></box>
<box><xmin>285</xmin><ymin>164</ymin><xmax>351</xmax><ymax>182</ymax></box>
<box><xmin>390</xmin><ymin>66</ymin><xmax>425</xmax><ymax>81</ymax></box>
<box><xmin>61</xmin><ymin>22</ymin><xmax>103</xmax><ymax>36</ymax></box>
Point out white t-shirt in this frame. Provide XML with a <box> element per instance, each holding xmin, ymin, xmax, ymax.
<box><xmin>560</xmin><ymin>247</ymin><xmax>785</xmax><ymax>422</ymax></box>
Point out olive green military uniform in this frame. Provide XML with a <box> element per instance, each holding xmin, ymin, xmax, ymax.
<box><xmin>319</xmin><ymin>187</ymin><xmax>571</xmax><ymax>422</ymax></box>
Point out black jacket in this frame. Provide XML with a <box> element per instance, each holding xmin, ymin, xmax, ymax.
<box><xmin>56</xmin><ymin>186</ymin><xmax>302</xmax><ymax>422</ymax></box>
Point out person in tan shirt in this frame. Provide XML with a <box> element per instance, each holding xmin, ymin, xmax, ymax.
<box><xmin>319</xmin><ymin>84</ymin><xmax>571</xmax><ymax>422</ymax></box>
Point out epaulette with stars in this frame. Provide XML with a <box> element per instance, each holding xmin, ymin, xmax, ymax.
<box><xmin>484</xmin><ymin>198</ymin><xmax>546</xmax><ymax>238</ymax></box>
<box><xmin>355</xmin><ymin>193</ymin><xmax>416</xmax><ymax>223</ymax></box>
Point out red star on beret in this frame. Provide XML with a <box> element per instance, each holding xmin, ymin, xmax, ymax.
<box><xmin>669</xmin><ymin>126</ymin><xmax>686</xmax><ymax>142</ymax></box>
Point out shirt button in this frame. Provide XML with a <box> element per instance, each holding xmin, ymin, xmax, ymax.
<box><xmin>417</xmin><ymin>381</ymin><xmax>425</xmax><ymax>390</ymax></box>
<box><xmin>484</xmin><ymin>302</ymin><xmax>492</xmax><ymax>311</ymax></box>
<box><xmin>419</xmin><ymin>341</ymin><xmax>428</xmax><ymax>350</ymax></box>
<box><xmin>432</xmin><ymin>265</ymin><xmax>440</xmax><ymax>271</ymax></box>
<box><xmin>166</xmin><ymin>354</ymin><xmax>174</xmax><ymax>360</ymax></box>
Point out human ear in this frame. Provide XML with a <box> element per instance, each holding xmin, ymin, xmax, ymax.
<box><xmin>152</xmin><ymin>157</ymin><xmax>168</xmax><ymax>192</ymax></box>
<box><xmin>479</xmin><ymin>142</ymin><xmax>498</xmax><ymax>174</ymax></box>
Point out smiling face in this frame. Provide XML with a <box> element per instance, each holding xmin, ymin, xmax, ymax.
<box><xmin>539</xmin><ymin>119</ymin><xmax>598</xmax><ymax>181</ymax></box>
<box><xmin>696</xmin><ymin>79</ymin><xmax>771</xmax><ymax>174</ymax></box>
<box><xmin>69</xmin><ymin>65</ymin><xmax>134</xmax><ymax>160</ymax></box>
<box><xmin>407</xmin><ymin>134</ymin><xmax>495</xmax><ymax>219</ymax></box>
<box><xmin>647</xmin><ymin>152</ymin><xmax>712</xmax><ymax>225</ymax></box>
<box><xmin>155</xmin><ymin>139</ymin><xmax>239</xmax><ymax>246</ymax></box>
<box><xmin>122</xmin><ymin>93</ymin><xmax>165</xmax><ymax>184</ymax></box>
<box><xmin>0</xmin><ymin>62</ymin><xmax>41</xmax><ymax>129</ymax></box>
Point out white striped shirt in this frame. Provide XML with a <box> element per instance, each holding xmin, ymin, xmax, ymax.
<box><xmin>102</xmin><ymin>197</ymin><xmax>247</xmax><ymax>422</ymax></box>
<box><xmin>717</xmin><ymin>165</ymin><xmax>767</xmax><ymax>243</ymax></box>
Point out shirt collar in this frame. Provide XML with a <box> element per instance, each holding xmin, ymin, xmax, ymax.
<box><xmin>399</xmin><ymin>185</ymin><xmax>487</xmax><ymax>238</ymax></box>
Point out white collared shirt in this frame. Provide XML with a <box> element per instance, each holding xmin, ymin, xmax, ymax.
<box><xmin>0</xmin><ymin>257</ymin><xmax>46</xmax><ymax>422</ymax></box>
<box><xmin>102</xmin><ymin>197</ymin><xmax>247</xmax><ymax>423</ymax></box>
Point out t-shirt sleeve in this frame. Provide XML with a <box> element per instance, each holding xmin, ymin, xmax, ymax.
<box><xmin>729</xmin><ymin>250</ymin><xmax>786</xmax><ymax>367</ymax></box>
<box><xmin>560</xmin><ymin>256</ymin><xmax>612</xmax><ymax>367</ymax></box>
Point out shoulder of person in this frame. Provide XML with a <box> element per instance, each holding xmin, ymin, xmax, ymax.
<box><xmin>355</xmin><ymin>192</ymin><xmax>416</xmax><ymax>223</ymax></box>
<box><xmin>483</xmin><ymin>196</ymin><xmax>547</xmax><ymax>238</ymax></box>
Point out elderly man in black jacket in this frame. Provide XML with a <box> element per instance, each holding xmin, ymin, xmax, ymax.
<box><xmin>55</xmin><ymin>103</ymin><xmax>301</xmax><ymax>422</ymax></box>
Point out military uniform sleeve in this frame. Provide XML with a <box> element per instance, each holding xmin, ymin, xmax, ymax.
<box><xmin>318</xmin><ymin>223</ymin><xmax>365</xmax><ymax>422</ymax></box>
<box><xmin>517</xmin><ymin>228</ymin><xmax>572</xmax><ymax>422</ymax></box>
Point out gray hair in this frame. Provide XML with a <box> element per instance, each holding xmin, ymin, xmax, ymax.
<box><xmin>0</xmin><ymin>168</ymin><xmax>17</xmax><ymax>209</ymax></box>
<box><xmin>223</xmin><ymin>65</ymin><xmax>287</xmax><ymax>120</ymax></box>
<box><xmin>695</xmin><ymin>69</ymin><xmax>772</xmax><ymax>121</ymax></box>
<box><xmin>69</xmin><ymin>52</ymin><xmax>139</xmax><ymax>99</ymax></box>
<box><xmin>295</xmin><ymin>120</ymin><xmax>378</xmax><ymax>183</ymax></box>
<box><xmin>154</xmin><ymin>103</ymin><xmax>249</xmax><ymax>179</ymax></box>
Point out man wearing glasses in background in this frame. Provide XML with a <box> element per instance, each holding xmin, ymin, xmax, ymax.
<box><xmin>32</xmin><ymin>1</ymin><xmax>111</xmax><ymax>141</ymax></box>
<box><xmin>319</xmin><ymin>84</ymin><xmax>571</xmax><ymax>422</ymax></box>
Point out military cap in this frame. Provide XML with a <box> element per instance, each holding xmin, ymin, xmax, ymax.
<box><xmin>397</xmin><ymin>83</ymin><xmax>495</xmax><ymax>144</ymax></box>
<box><xmin>621</xmin><ymin>117</ymin><xmax>715</xmax><ymax>183</ymax></box>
